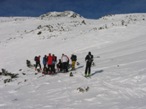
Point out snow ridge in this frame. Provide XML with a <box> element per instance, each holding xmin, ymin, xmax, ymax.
<box><xmin>40</xmin><ymin>11</ymin><xmax>82</xmax><ymax>19</ymax></box>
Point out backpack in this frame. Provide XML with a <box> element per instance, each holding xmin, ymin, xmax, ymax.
<box><xmin>71</xmin><ymin>55</ymin><xmax>77</xmax><ymax>61</ymax></box>
<box><xmin>74</xmin><ymin>55</ymin><xmax>77</xmax><ymax>61</ymax></box>
<box><xmin>34</xmin><ymin>56</ymin><xmax>37</xmax><ymax>61</ymax></box>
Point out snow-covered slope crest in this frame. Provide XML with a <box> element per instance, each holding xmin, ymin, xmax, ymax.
<box><xmin>40</xmin><ymin>10</ymin><xmax>82</xmax><ymax>19</ymax></box>
<box><xmin>0</xmin><ymin>13</ymin><xmax>146</xmax><ymax>71</ymax></box>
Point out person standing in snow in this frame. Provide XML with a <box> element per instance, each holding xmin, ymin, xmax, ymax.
<box><xmin>52</xmin><ymin>54</ymin><xmax>57</xmax><ymax>74</ymax></box>
<box><xmin>61</xmin><ymin>54</ymin><xmax>69</xmax><ymax>72</ymax></box>
<box><xmin>47</xmin><ymin>53</ymin><xmax>53</xmax><ymax>74</ymax></box>
<box><xmin>43</xmin><ymin>55</ymin><xmax>47</xmax><ymax>69</ymax></box>
<box><xmin>57</xmin><ymin>59</ymin><xmax>62</xmax><ymax>72</ymax></box>
<box><xmin>85</xmin><ymin>52</ymin><xmax>93</xmax><ymax>77</ymax></box>
<box><xmin>70</xmin><ymin>54</ymin><xmax>77</xmax><ymax>70</ymax></box>
<box><xmin>34</xmin><ymin>55</ymin><xmax>42</xmax><ymax>70</ymax></box>
<box><xmin>42</xmin><ymin>55</ymin><xmax>48</xmax><ymax>74</ymax></box>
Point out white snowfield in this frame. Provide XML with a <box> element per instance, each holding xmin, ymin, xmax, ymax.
<box><xmin>0</xmin><ymin>11</ymin><xmax>146</xmax><ymax>109</ymax></box>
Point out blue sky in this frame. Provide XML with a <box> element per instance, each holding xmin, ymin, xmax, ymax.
<box><xmin>0</xmin><ymin>0</ymin><xmax>146</xmax><ymax>19</ymax></box>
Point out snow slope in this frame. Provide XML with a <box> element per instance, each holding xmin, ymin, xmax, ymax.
<box><xmin>0</xmin><ymin>11</ymin><xmax>146</xmax><ymax>109</ymax></box>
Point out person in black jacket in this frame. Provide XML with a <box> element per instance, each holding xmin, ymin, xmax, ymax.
<box><xmin>57</xmin><ymin>59</ymin><xmax>62</xmax><ymax>72</ymax></box>
<box><xmin>85</xmin><ymin>52</ymin><xmax>93</xmax><ymax>77</ymax></box>
<box><xmin>70</xmin><ymin>54</ymin><xmax>77</xmax><ymax>70</ymax></box>
<box><xmin>34</xmin><ymin>55</ymin><xmax>42</xmax><ymax>71</ymax></box>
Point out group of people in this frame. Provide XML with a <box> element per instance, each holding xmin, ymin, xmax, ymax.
<box><xmin>34</xmin><ymin>52</ymin><xmax>93</xmax><ymax>77</ymax></box>
<box><xmin>34</xmin><ymin>53</ymin><xmax>77</xmax><ymax>74</ymax></box>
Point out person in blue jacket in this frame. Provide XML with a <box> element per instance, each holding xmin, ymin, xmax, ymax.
<box><xmin>43</xmin><ymin>55</ymin><xmax>47</xmax><ymax>69</ymax></box>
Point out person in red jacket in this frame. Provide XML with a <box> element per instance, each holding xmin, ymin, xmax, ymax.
<box><xmin>47</xmin><ymin>53</ymin><xmax>53</xmax><ymax>74</ymax></box>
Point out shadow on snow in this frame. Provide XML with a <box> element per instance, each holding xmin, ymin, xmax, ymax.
<box><xmin>91</xmin><ymin>70</ymin><xmax>103</xmax><ymax>76</ymax></box>
<box><xmin>76</xmin><ymin>65</ymin><xmax>84</xmax><ymax>70</ymax></box>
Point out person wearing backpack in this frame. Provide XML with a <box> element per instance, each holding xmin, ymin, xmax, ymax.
<box><xmin>34</xmin><ymin>55</ymin><xmax>42</xmax><ymax>71</ymax></box>
<box><xmin>85</xmin><ymin>52</ymin><xmax>93</xmax><ymax>77</ymax></box>
<box><xmin>71</xmin><ymin>54</ymin><xmax>77</xmax><ymax>70</ymax></box>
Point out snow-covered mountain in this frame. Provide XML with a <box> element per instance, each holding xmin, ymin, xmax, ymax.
<box><xmin>0</xmin><ymin>11</ymin><xmax>146</xmax><ymax>109</ymax></box>
<box><xmin>40</xmin><ymin>11</ymin><xmax>82</xmax><ymax>19</ymax></box>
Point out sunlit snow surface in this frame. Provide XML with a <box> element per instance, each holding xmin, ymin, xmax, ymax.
<box><xmin>0</xmin><ymin>13</ymin><xmax>146</xmax><ymax>109</ymax></box>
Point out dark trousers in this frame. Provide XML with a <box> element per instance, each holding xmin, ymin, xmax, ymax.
<box><xmin>43</xmin><ymin>64</ymin><xmax>47</xmax><ymax>69</ymax></box>
<box><xmin>52</xmin><ymin>64</ymin><xmax>56</xmax><ymax>73</ymax></box>
<box><xmin>57</xmin><ymin>63</ymin><xmax>62</xmax><ymax>72</ymax></box>
<box><xmin>48</xmin><ymin>65</ymin><xmax>53</xmax><ymax>73</ymax></box>
<box><xmin>35</xmin><ymin>62</ymin><xmax>41</xmax><ymax>69</ymax></box>
<box><xmin>85</xmin><ymin>62</ymin><xmax>92</xmax><ymax>75</ymax></box>
<box><xmin>62</xmin><ymin>62</ymin><xmax>68</xmax><ymax>72</ymax></box>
